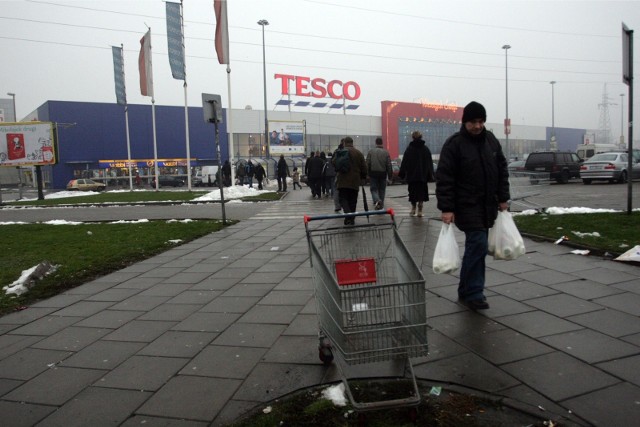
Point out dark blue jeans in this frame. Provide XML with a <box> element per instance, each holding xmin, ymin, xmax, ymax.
<box><xmin>458</xmin><ymin>229</ymin><xmax>488</xmax><ymax>302</ymax></box>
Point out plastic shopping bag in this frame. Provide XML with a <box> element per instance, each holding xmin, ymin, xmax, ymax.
<box><xmin>432</xmin><ymin>223</ymin><xmax>460</xmax><ymax>274</ymax></box>
<box><xmin>490</xmin><ymin>211</ymin><xmax>526</xmax><ymax>260</ymax></box>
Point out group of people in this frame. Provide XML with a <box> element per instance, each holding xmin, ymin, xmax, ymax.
<box><xmin>235</xmin><ymin>159</ymin><xmax>267</xmax><ymax>190</ymax></box>
<box><xmin>303</xmin><ymin>151</ymin><xmax>337</xmax><ymax>200</ymax></box>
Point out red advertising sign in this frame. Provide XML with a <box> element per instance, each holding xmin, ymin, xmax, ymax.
<box><xmin>504</xmin><ymin>118</ymin><xmax>511</xmax><ymax>135</ymax></box>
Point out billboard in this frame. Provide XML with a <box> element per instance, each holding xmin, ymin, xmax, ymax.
<box><xmin>0</xmin><ymin>122</ymin><xmax>56</xmax><ymax>166</ymax></box>
<box><xmin>268</xmin><ymin>120</ymin><xmax>305</xmax><ymax>155</ymax></box>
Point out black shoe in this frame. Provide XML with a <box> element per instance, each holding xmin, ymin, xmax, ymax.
<box><xmin>460</xmin><ymin>298</ymin><xmax>489</xmax><ymax>310</ymax></box>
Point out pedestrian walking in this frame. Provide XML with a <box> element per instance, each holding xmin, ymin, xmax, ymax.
<box><xmin>366</xmin><ymin>137</ymin><xmax>393</xmax><ymax>210</ymax></box>
<box><xmin>308</xmin><ymin>151</ymin><xmax>325</xmax><ymax>198</ymax></box>
<box><xmin>292</xmin><ymin>167</ymin><xmax>302</xmax><ymax>190</ymax></box>
<box><xmin>222</xmin><ymin>160</ymin><xmax>232</xmax><ymax>187</ymax></box>
<box><xmin>254</xmin><ymin>162</ymin><xmax>266</xmax><ymax>190</ymax></box>
<box><xmin>399</xmin><ymin>131</ymin><xmax>435</xmax><ymax>217</ymax></box>
<box><xmin>277</xmin><ymin>154</ymin><xmax>290</xmax><ymax>192</ymax></box>
<box><xmin>436</xmin><ymin>101</ymin><xmax>510</xmax><ymax>310</ymax></box>
<box><xmin>245</xmin><ymin>160</ymin><xmax>255</xmax><ymax>188</ymax></box>
<box><xmin>236</xmin><ymin>161</ymin><xmax>246</xmax><ymax>185</ymax></box>
<box><xmin>332</xmin><ymin>136</ymin><xmax>367</xmax><ymax>225</ymax></box>
<box><xmin>322</xmin><ymin>153</ymin><xmax>337</xmax><ymax>201</ymax></box>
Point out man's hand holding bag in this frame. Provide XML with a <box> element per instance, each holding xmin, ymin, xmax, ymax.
<box><xmin>489</xmin><ymin>211</ymin><xmax>526</xmax><ymax>260</ymax></box>
<box><xmin>433</xmin><ymin>223</ymin><xmax>460</xmax><ymax>274</ymax></box>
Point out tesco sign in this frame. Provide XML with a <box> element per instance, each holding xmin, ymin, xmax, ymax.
<box><xmin>274</xmin><ymin>74</ymin><xmax>361</xmax><ymax>100</ymax></box>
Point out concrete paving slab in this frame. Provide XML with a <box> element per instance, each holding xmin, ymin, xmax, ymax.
<box><xmin>524</xmin><ymin>293</ymin><xmax>604</xmax><ymax>317</ymax></box>
<box><xmin>231</xmin><ymin>362</ymin><xmax>325</xmax><ymax>402</ymax></box>
<box><xmin>103</xmin><ymin>320</ymin><xmax>176</xmax><ymax>342</ymax></box>
<box><xmin>422</xmin><ymin>329</ymin><xmax>468</xmax><ymax>362</ymax></box>
<box><xmin>167</xmin><ymin>290</ymin><xmax>222</xmax><ymax>304</ymax></box>
<box><xmin>122</xmin><ymin>415</ymin><xmax>207</xmax><ymax>427</ymax></box>
<box><xmin>453</xmin><ymin>328</ymin><xmax>555</xmax><ymax>365</ymax></box>
<box><xmin>171</xmin><ymin>312</ymin><xmax>240</xmax><ymax>333</ymax></box>
<box><xmin>0</xmin><ymin>400</ymin><xmax>55</xmax><ymax>427</ymax></box>
<box><xmin>52</xmin><ymin>301</ymin><xmax>115</xmax><ymax>317</ymax></box>
<box><xmin>540</xmin><ymin>329</ymin><xmax>640</xmax><ymax>363</ymax></box>
<box><xmin>413</xmin><ymin>352</ymin><xmax>520</xmax><ymax>392</ymax></box>
<box><xmin>0</xmin><ymin>378</ymin><xmax>23</xmax><ymax>395</ymax></box>
<box><xmin>4</xmin><ymin>366</ymin><xmax>104</xmax><ymax>405</ymax></box>
<box><xmin>210</xmin><ymin>399</ymin><xmax>261</xmax><ymax>427</ymax></box>
<box><xmin>0</xmin><ymin>335</ymin><xmax>42</xmax><ymax>360</ymax></box>
<box><xmin>109</xmin><ymin>295</ymin><xmax>171</xmax><ymax>311</ymax></box>
<box><xmin>212</xmin><ymin>323</ymin><xmax>286</xmax><ymax>348</ymax></box>
<box><xmin>282</xmin><ymin>314</ymin><xmax>317</xmax><ymax>336</ymax></box>
<box><xmin>259</xmin><ymin>290</ymin><xmax>313</xmax><ymax>306</ymax></box>
<box><xmin>138</xmin><ymin>331</ymin><xmax>215</xmax><ymax>358</ymax></box>
<box><xmin>136</xmin><ymin>376</ymin><xmax>241</xmax><ymax>422</ymax></box>
<box><xmin>496</xmin><ymin>311</ymin><xmax>583</xmax><ymax>338</ymax></box>
<box><xmin>562</xmin><ymin>382</ymin><xmax>640</xmax><ymax>427</ymax></box>
<box><xmin>96</xmin><ymin>355</ymin><xmax>187</xmax><ymax>391</ymax></box>
<box><xmin>238</xmin><ymin>304</ymin><xmax>302</xmax><ymax>324</ymax></box>
<box><xmin>84</xmin><ymin>288</ymin><xmax>141</xmax><ymax>302</ymax></box>
<box><xmin>200</xmin><ymin>296</ymin><xmax>260</xmax><ymax>313</ymax></box>
<box><xmin>427</xmin><ymin>311</ymin><xmax>507</xmax><ymax>339</ymax></box>
<box><xmin>220</xmin><ymin>283</ymin><xmax>276</xmax><ymax>297</ymax></box>
<box><xmin>37</xmin><ymin>386</ymin><xmax>151</xmax><ymax>427</ymax></box>
<box><xmin>262</xmin><ymin>335</ymin><xmax>319</xmax><ymax>364</ymax></box>
<box><xmin>138</xmin><ymin>303</ymin><xmax>203</xmax><ymax>321</ymax></box>
<box><xmin>501</xmin><ymin>351</ymin><xmax>619</xmax><ymax>401</ymax></box>
<box><xmin>113</xmin><ymin>276</ymin><xmax>165</xmax><ymax>290</ymax></box>
<box><xmin>179</xmin><ymin>345</ymin><xmax>266</xmax><ymax>379</ymax></box>
<box><xmin>549</xmin><ymin>279</ymin><xmax>626</xmax><ymax>300</ymax></box>
<box><xmin>480</xmin><ymin>295</ymin><xmax>536</xmax><ymax>318</ymax></box>
<box><xmin>29</xmin><ymin>294</ymin><xmax>86</xmax><ymax>309</ymax></box>
<box><xmin>0</xmin><ymin>307</ymin><xmax>58</xmax><ymax>326</ymax></box>
<box><xmin>568</xmin><ymin>308</ymin><xmax>640</xmax><ymax>337</ymax></box>
<box><xmin>74</xmin><ymin>309</ymin><xmax>143</xmax><ymax>329</ymax></box>
<box><xmin>612</xmin><ymin>278</ymin><xmax>640</xmax><ymax>294</ymax></box>
<box><xmin>60</xmin><ymin>340</ymin><xmax>145</xmax><ymax>369</ymax></box>
<box><xmin>8</xmin><ymin>315</ymin><xmax>80</xmax><ymax>336</ymax></box>
<box><xmin>514</xmin><ymin>268</ymin><xmax>577</xmax><ymax>286</ymax></box>
<box><xmin>596</xmin><ymin>354</ymin><xmax>640</xmax><ymax>387</ymax></box>
<box><xmin>30</xmin><ymin>326</ymin><xmax>109</xmax><ymax>351</ymax></box>
<box><xmin>593</xmin><ymin>292</ymin><xmax>640</xmax><ymax>316</ymax></box>
<box><xmin>138</xmin><ymin>283</ymin><xmax>193</xmax><ymax>297</ymax></box>
<box><xmin>572</xmin><ymin>267</ymin><xmax>639</xmax><ymax>285</ymax></box>
<box><xmin>489</xmin><ymin>281</ymin><xmax>559</xmax><ymax>301</ymax></box>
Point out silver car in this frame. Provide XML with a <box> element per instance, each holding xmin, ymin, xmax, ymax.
<box><xmin>579</xmin><ymin>152</ymin><xmax>640</xmax><ymax>184</ymax></box>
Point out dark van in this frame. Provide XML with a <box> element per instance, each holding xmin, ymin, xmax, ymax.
<box><xmin>524</xmin><ymin>151</ymin><xmax>582</xmax><ymax>184</ymax></box>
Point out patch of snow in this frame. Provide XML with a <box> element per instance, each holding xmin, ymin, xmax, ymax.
<box><xmin>322</xmin><ymin>383</ymin><xmax>347</xmax><ymax>406</ymax></box>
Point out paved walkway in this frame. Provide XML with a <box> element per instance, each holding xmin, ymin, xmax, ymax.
<box><xmin>1</xmin><ymin>185</ymin><xmax>639</xmax><ymax>426</ymax></box>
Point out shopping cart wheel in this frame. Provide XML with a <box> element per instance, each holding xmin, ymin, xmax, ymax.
<box><xmin>318</xmin><ymin>346</ymin><xmax>334</xmax><ymax>366</ymax></box>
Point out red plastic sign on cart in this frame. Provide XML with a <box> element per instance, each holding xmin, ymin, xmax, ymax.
<box><xmin>334</xmin><ymin>257</ymin><xmax>376</xmax><ymax>286</ymax></box>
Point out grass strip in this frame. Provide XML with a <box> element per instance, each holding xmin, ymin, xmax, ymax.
<box><xmin>514</xmin><ymin>211</ymin><xmax>640</xmax><ymax>255</ymax></box>
<box><xmin>0</xmin><ymin>219</ymin><xmax>232</xmax><ymax>314</ymax></box>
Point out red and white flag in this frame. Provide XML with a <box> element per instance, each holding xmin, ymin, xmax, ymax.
<box><xmin>214</xmin><ymin>0</ymin><xmax>229</xmax><ymax>64</ymax></box>
<box><xmin>138</xmin><ymin>29</ymin><xmax>154</xmax><ymax>97</ymax></box>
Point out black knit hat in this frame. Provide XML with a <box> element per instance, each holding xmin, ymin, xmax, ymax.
<box><xmin>462</xmin><ymin>101</ymin><xmax>486</xmax><ymax>123</ymax></box>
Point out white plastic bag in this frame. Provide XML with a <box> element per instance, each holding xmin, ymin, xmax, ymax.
<box><xmin>432</xmin><ymin>223</ymin><xmax>460</xmax><ymax>274</ymax></box>
<box><xmin>490</xmin><ymin>211</ymin><xmax>526</xmax><ymax>260</ymax></box>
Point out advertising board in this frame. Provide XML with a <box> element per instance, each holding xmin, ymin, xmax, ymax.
<box><xmin>0</xmin><ymin>122</ymin><xmax>56</xmax><ymax>166</ymax></box>
<box><xmin>268</xmin><ymin>121</ymin><xmax>305</xmax><ymax>155</ymax></box>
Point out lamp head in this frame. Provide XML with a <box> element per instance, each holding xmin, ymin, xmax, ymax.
<box><xmin>257</xmin><ymin>19</ymin><xmax>269</xmax><ymax>26</ymax></box>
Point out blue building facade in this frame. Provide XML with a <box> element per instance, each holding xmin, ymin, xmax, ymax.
<box><xmin>34</xmin><ymin>101</ymin><xmax>228</xmax><ymax>189</ymax></box>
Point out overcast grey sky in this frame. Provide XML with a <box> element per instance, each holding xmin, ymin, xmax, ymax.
<box><xmin>1</xmin><ymin>0</ymin><xmax>637</xmax><ymax>136</ymax></box>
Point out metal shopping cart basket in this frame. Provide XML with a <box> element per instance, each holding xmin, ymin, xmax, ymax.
<box><xmin>304</xmin><ymin>209</ymin><xmax>428</xmax><ymax>411</ymax></box>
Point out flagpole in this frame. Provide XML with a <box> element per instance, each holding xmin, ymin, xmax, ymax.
<box><xmin>179</xmin><ymin>0</ymin><xmax>192</xmax><ymax>190</ymax></box>
<box><xmin>227</xmin><ymin>64</ymin><xmax>234</xmax><ymax>185</ymax></box>
<box><xmin>121</xmin><ymin>44</ymin><xmax>133</xmax><ymax>191</ymax></box>
<box><xmin>148</xmin><ymin>27</ymin><xmax>159</xmax><ymax>191</ymax></box>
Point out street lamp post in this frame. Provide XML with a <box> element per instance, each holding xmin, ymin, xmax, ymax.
<box><xmin>257</xmin><ymin>19</ymin><xmax>269</xmax><ymax>158</ymax></box>
<box><xmin>620</xmin><ymin>93</ymin><xmax>625</xmax><ymax>147</ymax></box>
<box><xmin>550</xmin><ymin>81</ymin><xmax>556</xmax><ymax>150</ymax></box>
<box><xmin>502</xmin><ymin>45</ymin><xmax>511</xmax><ymax>160</ymax></box>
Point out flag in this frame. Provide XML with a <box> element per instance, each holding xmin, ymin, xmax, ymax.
<box><xmin>214</xmin><ymin>0</ymin><xmax>229</xmax><ymax>64</ymax></box>
<box><xmin>166</xmin><ymin>2</ymin><xmax>185</xmax><ymax>80</ymax></box>
<box><xmin>139</xmin><ymin>29</ymin><xmax>154</xmax><ymax>97</ymax></box>
<box><xmin>111</xmin><ymin>46</ymin><xmax>126</xmax><ymax>105</ymax></box>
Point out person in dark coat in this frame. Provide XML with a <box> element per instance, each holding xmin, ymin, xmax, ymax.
<box><xmin>332</xmin><ymin>136</ymin><xmax>367</xmax><ymax>225</ymax></box>
<box><xmin>276</xmin><ymin>154</ymin><xmax>290</xmax><ymax>192</ymax></box>
<box><xmin>399</xmin><ymin>131</ymin><xmax>434</xmax><ymax>217</ymax></box>
<box><xmin>254</xmin><ymin>162</ymin><xmax>266</xmax><ymax>190</ymax></box>
<box><xmin>307</xmin><ymin>151</ymin><xmax>325</xmax><ymax>199</ymax></box>
<box><xmin>222</xmin><ymin>160</ymin><xmax>232</xmax><ymax>187</ymax></box>
<box><xmin>436</xmin><ymin>101</ymin><xmax>510</xmax><ymax>311</ymax></box>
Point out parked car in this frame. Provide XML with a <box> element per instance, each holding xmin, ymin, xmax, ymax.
<box><xmin>524</xmin><ymin>151</ymin><xmax>582</xmax><ymax>184</ymax></box>
<box><xmin>508</xmin><ymin>160</ymin><xmax>526</xmax><ymax>172</ymax></box>
<box><xmin>66</xmin><ymin>179</ymin><xmax>106</xmax><ymax>192</ymax></box>
<box><xmin>150</xmin><ymin>175</ymin><xmax>185</xmax><ymax>188</ymax></box>
<box><xmin>579</xmin><ymin>152</ymin><xmax>640</xmax><ymax>184</ymax></box>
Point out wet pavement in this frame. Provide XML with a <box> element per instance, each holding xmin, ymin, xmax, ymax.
<box><xmin>0</xmin><ymin>184</ymin><xmax>639</xmax><ymax>426</ymax></box>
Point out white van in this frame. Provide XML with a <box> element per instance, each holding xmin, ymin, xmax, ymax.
<box><xmin>194</xmin><ymin>166</ymin><xmax>219</xmax><ymax>187</ymax></box>
<box><xmin>576</xmin><ymin>143</ymin><xmax>621</xmax><ymax>160</ymax></box>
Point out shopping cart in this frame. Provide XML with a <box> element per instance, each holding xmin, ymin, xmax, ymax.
<box><xmin>304</xmin><ymin>210</ymin><xmax>428</xmax><ymax>411</ymax></box>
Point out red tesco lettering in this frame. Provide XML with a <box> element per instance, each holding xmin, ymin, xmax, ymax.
<box><xmin>274</xmin><ymin>74</ymin><xmax>361</xmax><ymax>100</ymax></box>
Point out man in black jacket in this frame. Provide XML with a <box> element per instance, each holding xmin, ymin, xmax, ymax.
<box><xmin>436</xmin><ymin>101</ymin><xmax>510</xmax><ymax>310</ymax></box>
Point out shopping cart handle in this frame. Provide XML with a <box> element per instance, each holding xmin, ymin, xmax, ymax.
<box><xmin>304</xmin><ymin>208</ymin><xmax>395</xmax><ymax>223</ymax></box>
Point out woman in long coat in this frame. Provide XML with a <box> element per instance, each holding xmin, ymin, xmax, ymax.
<box><xmin>399</xmin><ymin>131</ymin><xmax>434</xmax><ymax>217</ymax></box>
